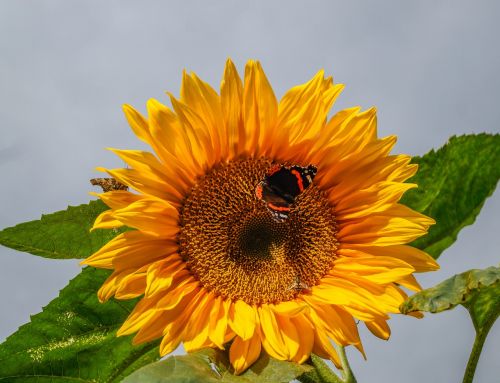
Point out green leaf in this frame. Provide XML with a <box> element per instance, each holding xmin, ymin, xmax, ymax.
<box><xmin>0</xmin><ymin>267</ymin><xmax>160</xmax><ymax>382</ymax></box>
<box><xmin>401</xmin><ymin>134</ymin><xmax>500</xmax><ymax>259</ymax></box>
<box><xmin>0</xmin><ymin>200</ymin><xmax>122</xmax><ymax>259</ymax></box>
<box><xmin>400</xmin><ymin>265</ymin><xmax>500</xmax><ymax>318</ymax></box>
<box><xmin>122</xmin><ymin>348</ymin><xmax>312</xmax><ymax>383</ymax></box>
<box><xmin>400</xmin><ymin>266</ymin><xmax>500</xmax><ymax>383</ymax></box>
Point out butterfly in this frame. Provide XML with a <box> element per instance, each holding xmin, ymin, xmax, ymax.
<box><xmin>255</xmin><ymin>163</ymin><xmax>317</xmax><ymax>222</ymax></box>
<box><xmin>90</xmin><ymin>178</ymin><xmax>128</xmax><ymax>192</ymax></box>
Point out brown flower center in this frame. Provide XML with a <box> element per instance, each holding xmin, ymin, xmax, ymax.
<box><xmin>178</xmin><ymin>158</ymin><xmax>338</xmax><ymax>305</ymax></box>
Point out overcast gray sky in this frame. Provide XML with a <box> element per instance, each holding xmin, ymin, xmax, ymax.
<box><xmin>1</xmin><ymin>1</ymin><xmax>499</xmax><ymax>382</ymax></box>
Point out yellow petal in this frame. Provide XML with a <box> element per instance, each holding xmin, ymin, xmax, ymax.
<box><xmin>117</xmin><ymin>297</ymin><xmax>158</xmax><ymax>336</ymax></box>
<box><xmin>159</xmin><ymin>289</ymin><xmax>205</xmax><ymax>355</ymax></box>
<box><xmin>146</xmin><ymin>98</ymin><xmax>201</xmax><ymax>178</ymax></box>
<box><xmin>220</xmin><ymin>58</ymin><xmax>245</xmax><ymax>158</ymax></box>
<box><xmin>338</xmin><ymin>205</ymin><xmax>434</xmax><ymax>246</ymax></box>
<box><xmin>334</xmin><ymin>182</ymin><xmax>417</xmax><ymax>220</ymax></box>
<box><xmin>96</xmin><ymin>166</ymin><xmax>180</xmax><ymax>204</ymax></box>
<box><xmin>269</xmin><ymin>300</ymin><xmax>309</xmax><ymax>317</ymax></box>
<box><xmin>229</xmin><ymin>300</ymin><xmax>257</xmax><ymax>340</ymax></box>
<box><xmin>307</xmin><ymin>279</ymin><xmax>387</xmax><ymax>321</ymax></box>
<box><xmin>122</xmin><ymin>104</ymin><xmax>151</xmax><ymax>145</ymax></box>
<box><xmin>274</xmin><ymin>314</ymin><xmax>300</xmax><ymax>359</ymax></box>
<box><xmin>207</xmin><ymin>296</ymin><xmax>227</xmax><ymax>349</ymax></box>
<box><xmin>169</xmin><ymin>95</ymin><xmax>214</xmax><ymax>169</ymax></box>
<box><xmin>144</xmin><ymin>258</ymin><xmax>187</xmax><ymax>297</ymax></box>
<box><xmin>311</xmin><ymin>327</ymin><xmax>341</xmax><ymax>368</ymax></box>
<box><xmin>95</xmin><ymin>190</ymin><xmax>143</xmax><ymax>210</ymax></box>
<box><xmin>309</xmin><ymin>304</ymin><xmax>360</xmax><ymax>346</ymax></box>
<box><xmin>229</xmin><ymin>333</ymin><xmax>262</xmax><ymax>375</ymax></box>
<box><xmin>111</xmin><ymin>198</ymin><xmax>179</xmax><ymax>237</ymax></box>
<box><xmin>132</xmin><ymin>311</ymin><xmax>168</xmax><ymax>344</ymax></box>
<box><xmin>181</xmin><ymin>71</ymin><xmax>223</xmax><ymax>162</ymax></box>
<box><xmin>155</xmin><ymin>279</ymin><xmax>199</xmax><ymax>311</ymax></box>
<box><xmin>319</xmin><ymin>135</ymin><xmax>397</xmax><ymax>192</ymax></box>
<box><xmin>107</xmin><ymin>148</ymin><xmax>186</xmax><ymax>202</ymax></box>
<box><xmin>332</xmin><ymin>256</ymin><xmax>415</xmax><ymax>284</ymax></box>
<box><xmin>340</xmin><ymin>244</ymin><xmax>439</xmax><ymax>272</ymax></box>
<box><xmin>365</xmin><ymin>317</ymin><xmax>391</xmax><ymax>340</ymax></box>
<box><xmin>184</xmin><ymin>292</ymin><xmax>214</xmax><ymax>352</ymax></box>
<box><xmin>289</xmin><ymin>315</ymin><xmax>314</xmax><ymax>364</ymax></box>
<box><xmin>258</xmin><ymin>305</ymin><xmax>287</xmax><ymax>360</ymax></box>
<box><xmin>396</xmin><ymin>274</ymin><xmax>423</xmax><ymax>291</ymax></box>
<box><xmin>115</xmin><ymin>267</ymin><xmax>148</xmax><ymax>299</ymax></box>
<box><xmin>242</xmin><ymin>60</ymin><xmax>278</xmax><ymax>156</ymax></box>
<box><xmin>91</xmin><ymin>210</ymin><xmax>124</xmax><ymax>232</ymax></box>
<box><xmin>81</xmin><ymin>231</ymin><xmax>177</xmax><ymax>270</ymax></box>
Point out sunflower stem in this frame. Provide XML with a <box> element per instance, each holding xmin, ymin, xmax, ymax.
<box><xmin>309</xmin><ymin>354</ymin><xmax>343</xmax><ymax>383</ymax></box>
<box><xmin>338</xmin><ymin>346</ymin><xmax>357</xmax><ymax>383</ymax></box>
<box><xmin>462</xmin><ymin>311</ymin><xmax>498</xmax><ymax>383</ymax></box>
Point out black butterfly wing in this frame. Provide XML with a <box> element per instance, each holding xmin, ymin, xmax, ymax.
<box><xmin>256</xmin><ymin>181</ymin><xmax>291</xmax><ymax>222</ymax></box>
<box><xmin>265</xmin><ymin>167</ymin><xmax>302</xmax><ymax>202</ymax></box>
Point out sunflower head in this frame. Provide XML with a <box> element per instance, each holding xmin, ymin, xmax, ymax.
<box><xmin>82</xmin><ymin>59</ymin><xmax>438</xmax><ymax>374</ymax></box>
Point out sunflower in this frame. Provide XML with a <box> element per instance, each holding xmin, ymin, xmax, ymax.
<box><xmin>82</xmin><ymin>59</ymin><xmax>439</xmax><ymax>374</ymax></box>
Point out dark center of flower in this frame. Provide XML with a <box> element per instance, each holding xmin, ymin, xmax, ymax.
<box><xmin>178</xmin><ymin>158</ymin><xmax>338</xmax><ymax>305</ymax></box>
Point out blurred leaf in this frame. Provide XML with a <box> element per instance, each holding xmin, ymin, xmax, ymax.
<box><xmin>401</xmin><ymin>134</ymin><xmax>500</xmax><ymax>259</ymax></box>
<box><xmin>0</xmin><ymin>200</ymin><xmax>122</xmax><ymax>259</ymax></box>
<box><xmin>0</xmin><ymin>267</ymin><xmax>160</xmax><ymax>382</ymax></box>
<box><xmin>122</xmin><ymin>348</ymin><xmax>312</xmax><ymax>383</ymax></box>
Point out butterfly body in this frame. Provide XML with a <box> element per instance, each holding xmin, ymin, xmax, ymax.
<box><xmin>255</xmin><ymin>164</ymin><xmax>317</xmax><ymax>222</ymax></box>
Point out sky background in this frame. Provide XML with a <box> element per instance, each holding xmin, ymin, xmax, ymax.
<box><xmin>1</xmin><ymin>1</ymin><xmax>499</xmax><ymax>382</ymax></box>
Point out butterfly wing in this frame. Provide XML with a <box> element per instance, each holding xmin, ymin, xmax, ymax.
<box><xmin>290</xmin><ymin>165</ymin><xmax>317</xmax><ymax>190</ymax></box>
<box><xmin>255</xmin><ymin>164</ymin><xmax>317</xmax><ymax>223</ymax></box>
<box><xmin>266</xmin><ymin>167</ymin><xmax>301</xmax><ymax>202</ymax></box>
<box><xmin>256</xmin><ymin>181</ymin><xmax>291</xmax><ymax>222</ymax></box>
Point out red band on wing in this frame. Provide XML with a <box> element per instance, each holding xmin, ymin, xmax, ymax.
<box><xmin>291</xmin><ymin>169</ymin><xmax>304</xmax><ymax>192</ymax></box>
<box><xmin>267</xmin><ymin>203</ymin><xmax>291</xmax><ymax>212</ymax></box>
<box><xmin>255</xmin><ymin>183</ymin><xmax>263</xmax><ymax>200</ymax></box>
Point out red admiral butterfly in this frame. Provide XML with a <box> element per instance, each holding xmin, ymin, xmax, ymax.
<box><xmin>255</xmin><ymin>163</ymin><xmax>317</xmax><ymax>222</ymax></box>
<box><xmin>90</xmin><ymin>178</ymin><xmax>128</xmax><ymax>192</ymax></box>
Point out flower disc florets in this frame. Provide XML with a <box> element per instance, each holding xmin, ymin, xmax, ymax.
<box><xmin>179</xmin><ymin>158</ymin><xmax>338</xmax><ymax>305</ymax></box>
